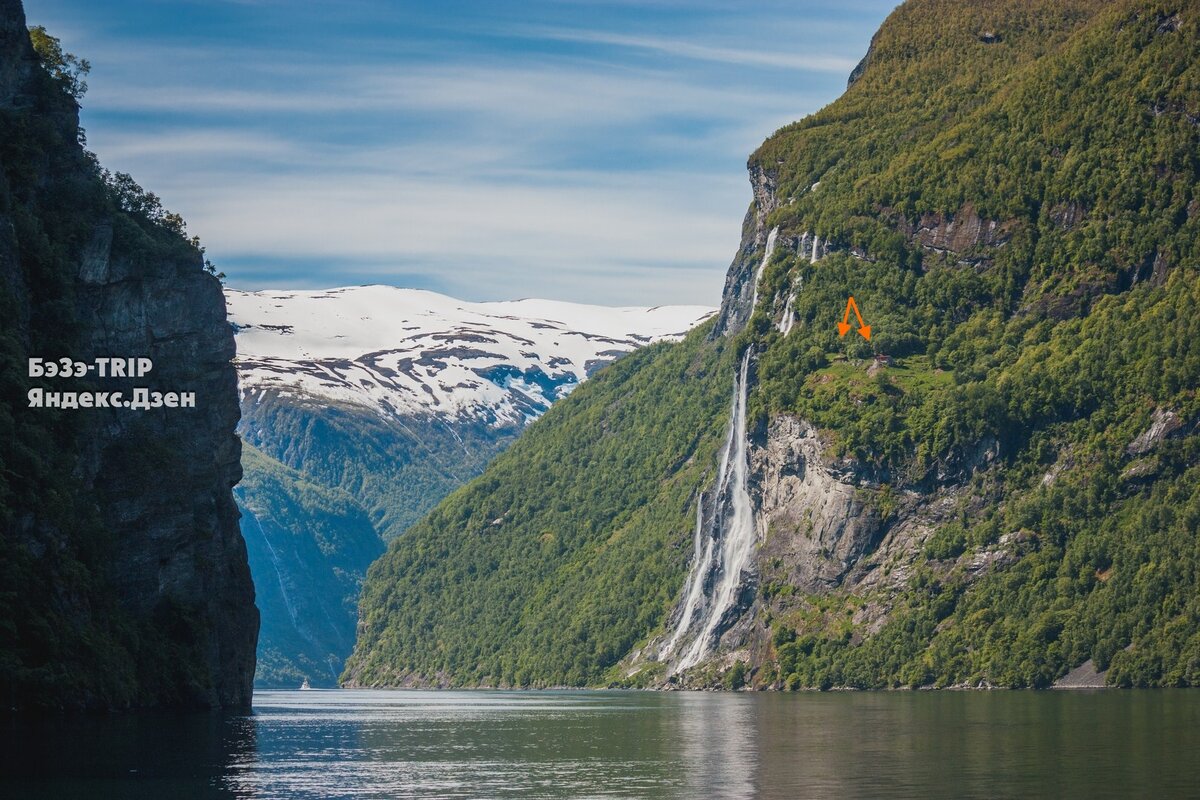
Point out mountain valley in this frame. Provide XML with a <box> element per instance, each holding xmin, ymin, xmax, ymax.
<box><xmin>226</xmin><ymin>286</ymin><xmax>713</xmax><ymax>685</ymax></box>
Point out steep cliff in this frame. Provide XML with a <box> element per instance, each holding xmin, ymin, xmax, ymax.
<box><xmin>649</xmin><ymin>0</ymin><xmax>1200</xmax><ymax>689</ymax></box>
<box><xmin>0</xmin><ymin>0</ymin><xmax>257</xmax><ymax>710</ymax></box>
<box><xmin>350</xmin><ymin>0</ymin><xmax>1200</xmax><ymax>691</ymax></box>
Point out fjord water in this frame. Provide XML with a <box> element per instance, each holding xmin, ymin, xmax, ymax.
<box><xmin>3</xmin><ymin>690</ymin><xmax>1197</xmax><ymax>799</ymax></box>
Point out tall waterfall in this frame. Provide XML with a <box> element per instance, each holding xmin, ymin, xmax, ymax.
<box><xmin>659</xmin><ymin>228</ymin><xmax>776</xmax><ymax>672</ymax></box>
<box><xmin>660</xmin><ymin>347</ymin><xmax>758</xmax><ymax>672</ymax></box>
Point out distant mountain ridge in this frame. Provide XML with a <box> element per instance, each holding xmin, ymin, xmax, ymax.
<box><xmin>228</xmin><ymin>285</ymin><xmax>713</xmax><ymax>425</ymax></box>
<box><xmin>227</xmin><ymin>285</ymin><xmax>714</xmax><ymax>686</ymax></box>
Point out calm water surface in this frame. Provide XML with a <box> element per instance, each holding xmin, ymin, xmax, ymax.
<box><xmin>2</xmin><ymin>689</ymin><xmax>1198</xmax><ymax>798</ymax></box>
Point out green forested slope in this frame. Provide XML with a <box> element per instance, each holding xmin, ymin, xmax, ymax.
<box><xmin>350</xmin><ymin>0</ymin><xmax>1200</xmax><ymax>689</ymax></box>
<box><xmin>240</xmin><ymin>398</ymin><xmax>521</xmax><ymax>542</ymax></box>
<box><xmin>765</xmin><ymin>271</ymin><xmax>1200</xmax><ymax>688</ymax></box>
<box><xmin>237</xmin><ymin>445</ymin><xmax>383</xmax><ymax>687</ymax></box>
<box><xmin>344</xmin><ymin>325</ymin><xmax>733</xmax><ymax>686</ymax></box>
<box><xmin>744</xmin><ymin>0</ymin><xmax>1200</xmax><ymax>688</ymax></box>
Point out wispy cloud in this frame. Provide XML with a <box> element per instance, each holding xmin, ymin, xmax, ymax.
<box><xmin>510</xmin><ymin>27</ymin><xmax>860</xmax><ymax>73</ymax></box>
<box><xmin>36</xmin><ymin>0</ymin><xmax>894</xmax><ymax>305</ymax></box>
<box><xmin>89</xmin><ymin>58</ymin><xmax>807</xmax><ymax>125</ymax></box>
<box><xmin>95</xmin><ymin>132</ymin><xmax>749</xmax><ymax>304</ymax></box>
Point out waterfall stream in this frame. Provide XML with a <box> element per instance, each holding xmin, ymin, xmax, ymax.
<box><xmin>778</xmin><ymin>286</ymin><xmax>797</xmax><ymax>335</ymax></box>
<box><xmin>749</xmin><ymin>227</ymin><xmax>778</xmax><ymax>314</ymax></box>
<box><xmin>659</xmin><ymin>228</ymin><xmax>778</xmax><ymax>672</ymax></box>
<box><xmin>661</xmin><ymin>346</ymin><xmax>758</xmax><ymax>672</ymax></box>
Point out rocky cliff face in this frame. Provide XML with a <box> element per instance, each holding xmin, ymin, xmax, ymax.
<box><xmin>711</xmin><ymin>166</ymin><xmax>779</xmax><ymax>338</ymax></box>
<box><xmin>712</xmin><ymin>166</ymin><xmax>835</xmax><ymax>339</ymax></box>
<box><xmin>752</xmin><ymin>416</ymin><xmax>885</xmax><ymax>594</ymax></box>
<box><xmin>0</xmin><ymin>0</ymin><xmax>256</xmax><ymax>710</ymax></box>
<box><xmin>730</xmin><ymin>415</ymin><xmax>983</xmax><ymax>664</ymax></box>
<box><xmin>72</xmin><ymin>226</ymin><xmax>257</xmax><ymax>709</ymax></box>
<box><xmin>657</xmin><ymin>151</ymin><xmax>1016</xmax><ymax>685</ymax></box>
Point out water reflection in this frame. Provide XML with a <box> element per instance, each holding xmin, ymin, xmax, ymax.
<box><xmin>230</xmin><ymin>690</ymin><xmax>687</xmax><ymax>798</ymax></box>
<box><xmin>675</xmin><ymin>692</ymin><xmax>757</xmax><ymax>799</ymax></box>
<box><xmin>751</xmin><ymin>692</ymin><xmax>1200</xmax><ymax>799</ymax></box>
<box><xmin>0</xmin><ymin>709</ymin><xmax>255</xmax><ymax>798</ymax></box>
<box><xmin>2</xmin><ymin>690</ymin><xmax>1198</xmax><ymax>798</ymax></box>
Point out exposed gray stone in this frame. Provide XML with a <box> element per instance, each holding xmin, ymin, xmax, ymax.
<box><xmin>1054</xmin><ymin>659</ymin><xmax>1108</xmax><ymax>689</ymax></box>
<box><xmin>712</xmin><ymin>164</ymin><xmax>781</xmax><ymax>338</ymax></box>
<box><xmin>1127</xmin><ymin>408</ymin><xmax>1184</xmax><ymax>455</ymax></box>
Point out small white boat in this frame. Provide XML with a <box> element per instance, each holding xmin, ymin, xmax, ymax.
<box><xmin>300</xmin><ymin>678</ymin><xmax>311</xmax><ymax>690</ymax></box>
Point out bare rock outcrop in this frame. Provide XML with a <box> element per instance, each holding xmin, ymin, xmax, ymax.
<box><xmin>752</xmin><ymin>416</ymin><xmax>883</xmax><ymax>593</ymax></box>
<box><xmin>712</xmin><ymin>165</ymin><xmax>782</xmax><ymax>338</ymax></box>
<box><xmin>892</xmin><ymin>203</ymin><xmax>1015</xmax><ymax>258</ymax></box>
<box><xmin>1127</xmin><ymin>408</ymin><xmax>1185</xmax><ymax>455</ymax></box>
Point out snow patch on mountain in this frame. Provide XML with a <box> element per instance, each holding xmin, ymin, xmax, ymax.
<box><xmin>226</xmin><ymin>285</ymin><xmax>715</xmax><ymax>425</ymax></box>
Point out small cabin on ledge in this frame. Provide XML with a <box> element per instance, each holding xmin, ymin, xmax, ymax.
<box><xmin>866</xmin><ymin>353</ymin><xmax>893</xmax><ymax>376</ymax></box>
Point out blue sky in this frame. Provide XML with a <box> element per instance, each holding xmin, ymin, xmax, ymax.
<box><xmin>27</xmin><ymin>0</ymin><xmax>897</xmax><ymax>305</ymax></box>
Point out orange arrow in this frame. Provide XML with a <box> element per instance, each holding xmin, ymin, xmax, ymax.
<box><xmin>838</xmin><ymin>297</ymin><xmax>871</xmax><ymax>341</ymax></box>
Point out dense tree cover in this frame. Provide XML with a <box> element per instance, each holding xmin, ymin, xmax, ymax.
<box><xmin>351</xmin><ymin>0</ymin><xmax>1200</xmax><ymax>690</ymax></box>
<box><xmin>750</xmin><ymin>0</ymin><xmax>1200</xmax><ymax>689</ymax></box>
<box><xmin>241</xmin><ymin>397</ymin><xmax>520</xmax><ymax>543</ymax></box>
<box><xmin>237</xmin><ymin>445</ymin><xmax>383</xmax><ymax>687</ymax></box>
<box><xmin>345</xmin><ymin>325</ymin><xmax>734</xmax><ymax>687</ymax></box>
<box><xmin>768</xmin><ymin>272</ymin><xmax>1200</xmax><ymax>688</ymax></box>
<box><xmin>753</xmin><ymin>0</ymin><xmax>1199</xmax><ymax>475</ymax></box>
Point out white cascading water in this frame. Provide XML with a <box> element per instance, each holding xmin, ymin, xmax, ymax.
<box><xmin>659</xmin><ymin>496</ymin><xmax>716</xmax><ymax>659</ymax></box>
<box><xmin>661</xmin><ymin>347</ymin><xmax>758</xmax><ymax>672</ymax></box>
<box><xmin>778</xmin><ymin>274</ymin><xmax>801</xmax><ymax>335</ymax></box>
<box><xmin>778</xmin><ymin>291</ymin><xmax>796</xmax><ymax>335</ymax></box>
<box><xmin>749</xmin><ymin>227</ymin><xmax>779</xmax><ymax>312</ymax></box>
<box><xmin>660</xmin><ymin>230</ymin><xmax>777</xmax><ymax>670</ymax></box>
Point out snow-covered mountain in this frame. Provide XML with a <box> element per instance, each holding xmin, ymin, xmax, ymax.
<box><xmin>227</xmin><ymin>285</ymin><xmax>715</xmax><ymax>425</ymax></box>
<box><xmin>226</xmin><ymin>284</ymin><xmax>714</xmax><ymax>687</ymax></box>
